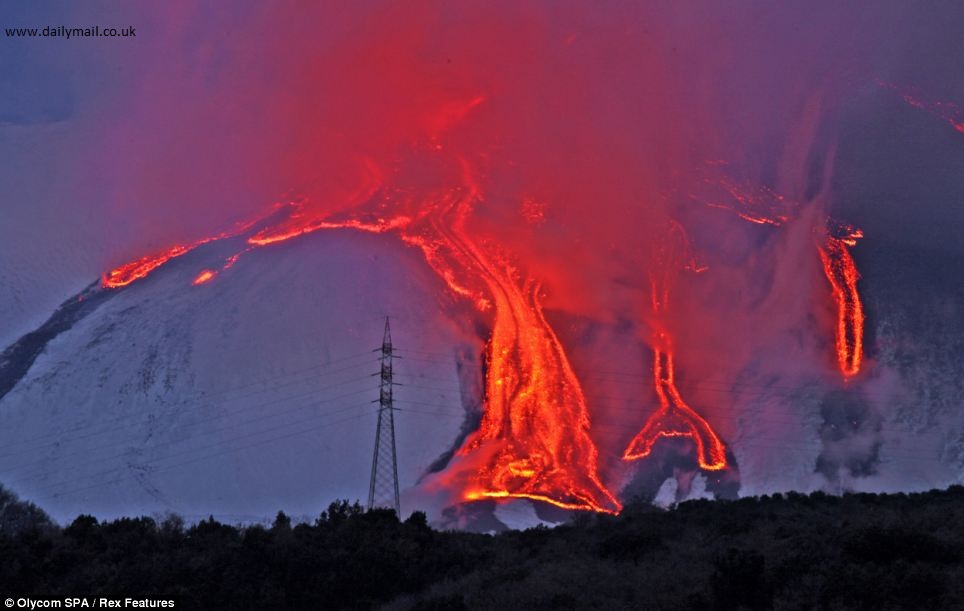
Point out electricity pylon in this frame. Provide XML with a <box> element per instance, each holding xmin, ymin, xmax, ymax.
<box><xmin>368</xmin><ymin>317</ymin><xmax>401</xmax><ymax>515</ymax></box>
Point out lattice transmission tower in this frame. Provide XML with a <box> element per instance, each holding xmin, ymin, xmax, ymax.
<box><xmin>368</xmin><ymin>317</ymin><xmax>401</xmax><ymax>515</ymax></box>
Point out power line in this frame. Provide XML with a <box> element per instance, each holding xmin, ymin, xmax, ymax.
<box><xmin>391</xmin><ymin>382</ymin><xmax>931</xmax><ymax>438</ymax></box>
<box><xmin>36</xmin><ymin>405</ymin><xmax>378</xmax><ymax>502</ymax></box>
<box><xmin>5</xmin><ymin>326</ymin><xmax>952</xmax><ymax>510</ymax></box>
<box><xmin>393</xmin><ymin>401</ymin><xmax>956</xmax><ymax>464</ymax></box>
<box><xmin>0</xmin><ymin>372</ymin><xmax>377</xmax><ymax>472</ymax></box>
<box><xmin>0</xmin><ymin>349</ymin><xmax>378</xmax><ymax>456</ymax></box>
<box><xmin>4</xmin><ymin>384</ymin><xmax>380</xmax><ymax>489</ymax></box>
<box><xmin>401</xmin><ymin>346</ymin><xmax>897</xmax><ymax>399</ymax></box>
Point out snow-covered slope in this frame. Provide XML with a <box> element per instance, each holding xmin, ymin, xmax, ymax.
<box><xmin>1</xmin><ymin>228</ymin><xmax>961</xmax><ymax>527</ymax></box>
<box><xmin>0</xmin><ymin>229</ymin><xmax>476</xmax><ymax>524</ymax></box>
<box><xmin>723</xmin><ymin>242</ymin><xmax>964</xmax><ymax>499</ymax></box>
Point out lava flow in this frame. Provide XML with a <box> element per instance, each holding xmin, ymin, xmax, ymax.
<box><xmin>622</xmin><ymin>223</ymin><xmax>727</xmax><ymax>470</ymax></box>
<box><xmin>817</xmin><ymin>224</ymin><xmax>865</xmax><ymax>378</ymax></box>
<box><xmin>102</xmin><ymin>213</ymin><xmax>267</xmax><ymax>288</ymax></box>
<box><xmin>702</xmin><ymin>169</ymin><xmax>866</xmax><ymax>378</ymax></box>
<box><xmin>349</xmin><ymin>160</ymin><xmax>618</xmax><ymax>513</ymax></box>
<box><xmin>878</xmin><ymin>79</ymin><xmax>964</xmax><ymax>135</ymax></box>
<box><xmin>191</xmin><ymin>269</ymin><xmax>216</xmax><ymax>285</ymax></box>
<box><xmin>102</xmin><ymin>244</ymin><xmax>193</xmax><ymax>288</ymax></box>
<box><xmin>458</xmin><ymin>272</ymin><xmax>620</xmax><ymax>512</ymax></box>
<box><xmin>198</xmin><ymin>151</ymin><xmax>620</xmax><ymax>514</ymax></box>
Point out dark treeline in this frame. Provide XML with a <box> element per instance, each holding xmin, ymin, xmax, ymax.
<box><xmin>1</xmin><ymin>485</ymin><xmax>963</xmax><ymax>610</ymax></box>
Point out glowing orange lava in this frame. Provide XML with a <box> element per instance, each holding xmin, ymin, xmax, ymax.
<box><xmin>878</xmin><ymin>79</ymin><xmax>964</xmax><ymax>135</ymax></box>
<box><xmin>700</xmin><ymin>174</ymin><xmax>794</xmax><ymax>227</ymax></box>
<box><xmin>623</xmin><ymin>223</ymin><xmax>727</xmax><ymax>471</ymax></box>
<box><xmin>101</xmin><ymin>139</ymin><xmax>617</xmax><ymax>513</ymax></box>
<box><xmin>702</xmin><ymin>168</ymin><xmax>866</xmax><ymax>378</ymax></box>
<box><xmin>102</xmin><ymin>212</ymin><xmax>267</xmax><ymax>289</ymax></box>
<box><xmin>312</xmin><ymin>157</ymin><xmax>620</xmax><ymax>513</ymax></box>
<box><xmin>191</xmin><ymin>269</ymin><xmax>216</xmax><ymax>285</ymax></box>
<box><xmin>817</xmin><ymin>226</ymin><xmax>864</xmax><ymax>378</ymax></box>
<box><xmin>102</xmin><ymin>245</ymin><xmax>192</xmax><ymax>288</ymax></box>
<box><xmin>245</xmin><ymin>159</ymin><xmax>385</xmax><ymax>247</ymax></box>
<box><xmin>459</xmin><ymin>276</ymin><xmax>620</xmax><ymax>512</ymax></box>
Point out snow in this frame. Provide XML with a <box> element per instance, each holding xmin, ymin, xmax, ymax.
<box><xmin>1</xmin><ymin>226</ymin><xmax>962</xmax><ymax>527</ymax></box>
<box><xmin>0</xmin><ymin>229</ymin><xmax>475</xmax><ymax>524</ymax></box>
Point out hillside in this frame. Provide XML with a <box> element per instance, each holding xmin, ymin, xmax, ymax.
<box><xmin>0</xmin><ymin>229</ymin><xmax>475</xmax><ymax>524</ymax></box>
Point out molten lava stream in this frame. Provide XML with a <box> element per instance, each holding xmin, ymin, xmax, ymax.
<box><xmin>102</xmin><ymin>210</ymin><xmax>270</xmax><ymax>289</ymax></box>
<box><xmin>701</xmin><ymin>173</ymin><xmax>866</xmax><ymax>378</ymax></box>
<box><xmin>102</xmin><ymin>245</ymin><xmax>192</xmax><ymax>288</ymax></box>
<box><xmin>457</xmin><ymin>277</ymin><xmax>620</xmax><ymax>513</ymax></box>
<box><xmin>818</xmin><ymin>233</ymin><xmax>864</xmax><ymax>378</ymax></box>
<box><xmin>417</xmin><ymin>165</ymin><xmax>619</xmax><ymax>513</ymax></box>
<box><xmin>260</xmin><ymin>158</ymin><xmax>619</xmax><ymax>513</ymax></box>
<box><xmin>877</xmin><ymin>79</ymin><xmax>964</xmax><ymax>135</ymax></box>
<box><xmin>622</xmin><ymin>342</ymin><xmax>727</xmax><ymax>470</ymax></box>
<box><xmin>191</xmin><ymin>269</ymin><xmax>217</xmax><ymax>285</ymax></box>
<box><xmin>622</xmin><ymin>224</ymin><xmax>727</xmax><ymax>471</ymax></box>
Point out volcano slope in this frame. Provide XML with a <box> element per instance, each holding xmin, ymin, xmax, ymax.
<box><xmin>0</xmin><ymin>229</ymin><xmax>474</xmax><ymax>524</ymax></box>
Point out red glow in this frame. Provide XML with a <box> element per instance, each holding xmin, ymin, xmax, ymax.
<box><xmin>818</xmin><ymin>227</ymin><xmax>864</xmax><ymax>378</ymax></box>
<box><xmin>623</xmin><ymin>344</ymin><xmax>728</xmax><ymax>470</ymax></box>
<box><xmin>102</xmin><ymin>245</ymin><xmax>192</xmax><ymax>288</ymax></box>
<box><xmin>458</xmin><ymin>276</ymin><xmax>621</xmax><ymax>512</ymax></box>
<box><xmin>111</xmin><ymin>142</ymin><xmax>618</xmax><ymax>513</ymax></box>
<box><xmin>878</xmin><ymin>80</ymin><xmax>964</xmax><ymax>135</ymax></box>
<box><xmin>99</xmin><ymin>145</ymin><xmax>864</xmax><ymax>511</ymax></box>
<box><xmin>246</xmin><ymin>161</ymin><xmax>385</xmax><ymax>246</ymax></box>
<box><xmin>623</xmin><ymin>223</ymin><xmax>727</xmax><ymax>471</ymax></box>
<box><xmin>428</xmin><ymin>96</ymin><xmax>486</xmax><ymax>140</ymax></box>
<box><xmin>701</xmin><ymin>173</ymin><xmax>794</xmax><ymax>227</ymax></box>
<box><xmin>192</xmin><ymin>269</ymin><xmax>216</xmax><ymax>285</ymax></box>
<box><xmin>103</xmin><ymin>212</ymin><xmax>266</xmax><ymax>289</ymax></box>
<box><xmin>315</xmin><ymin>157</ymin><xmax>620</xmax><ymax>513</ymax></box>
<box><xmin>701</xmin><ymin>169</ymin><xmax>866</xmax><ymax>378</ymax></box>
<box><xmin>90</xmin><ymin>5</ymin><xmax>906</xmax><ymax>517</ymax></box>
